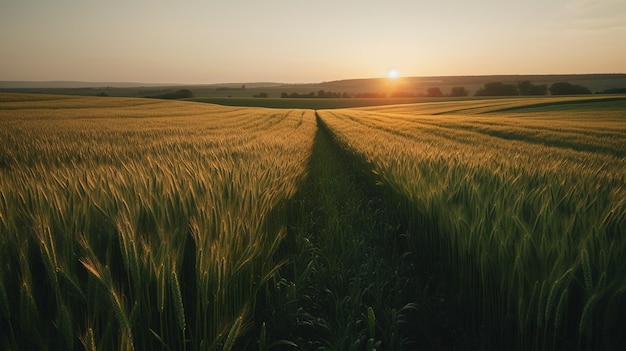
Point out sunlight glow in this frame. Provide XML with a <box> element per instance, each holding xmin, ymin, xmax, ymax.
<box><xmin>387</xmin><ymin>69</ymin><xmax>400</xmax><ymax>79</ymax></box>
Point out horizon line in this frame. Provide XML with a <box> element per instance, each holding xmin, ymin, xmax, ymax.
<box><xmin>1</xmin><ymin>72</ymin><xmax>626</xmax><ymax>89</ymax></box>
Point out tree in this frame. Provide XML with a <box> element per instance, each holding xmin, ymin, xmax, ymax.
<box><xmin>426</xmin><ymin>87</ymin><xmax>443</xmax><ymax>97</ymax></box>
<box><xmin>549</xmin><ymin>82</ymin><xmax>591</xmax><ymax>95</ymax></box>
<box><xmin>517</xmin><ymin>81</ymin><xmax>547</xmax><ymax>95</ymax></box>
<box><xmin>475</xmin><ymin>82</ymin><xmax>519</xmax><ymax>96</ymax></box>
<box><xmin>450</xmin><ymin>87</ymin><xmax>469</xmax><ymax>97</ymax></box>
<box><xmin>175</xmin><ymin>89</ymin><xmax>194</xmax><ymax>98</ymax></box>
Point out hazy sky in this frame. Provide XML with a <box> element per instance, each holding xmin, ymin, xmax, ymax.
<box><xmin>1</xmin><ymin>0</ymin><xmax>625</xmax><ymax>83</ymax></box>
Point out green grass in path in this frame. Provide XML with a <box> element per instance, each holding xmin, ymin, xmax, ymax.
<box><xmin>256</xmin><ymin>114</ymin><xmax>463</xmax><ymax>350</ymax></box>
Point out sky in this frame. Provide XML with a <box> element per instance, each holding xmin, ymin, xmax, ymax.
<box><xmin>1</xmin><ymin>0</ymin><xmax>625</xmax><ymax>84</ymax></box>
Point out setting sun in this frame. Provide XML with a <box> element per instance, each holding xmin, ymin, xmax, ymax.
<box><xmin>387</xmin><ymin>69</ymin><xmax>399</xmax><ymax>79</ymax></box>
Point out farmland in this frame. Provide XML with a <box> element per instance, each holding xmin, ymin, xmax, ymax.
<box><xmin>317</xmin><ymin>96</ymin><xmax>626</xmax><ymax>350</ymax></box>
<box><xmin>0</xmin><ymin>94</ymin><xmax>316</xmax><ymax>350</ymax></box>
<box><xmin>1</xmin><ymin>93</ymin><xmax>625</xmax><ymax>350</ymax></box>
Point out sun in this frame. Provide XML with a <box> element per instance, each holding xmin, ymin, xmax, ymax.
<box><xmin>387</xmin><ymin>69</ymin><xmax>400</xmax><ymax>79</ymax></box>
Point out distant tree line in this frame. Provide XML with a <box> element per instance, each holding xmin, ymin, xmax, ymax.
<box><xmin>549</xmin><ymin>82</ymin><xmax>591</xmax><ymax>95</ymax></box>
<box><xmin>475</xmin><ymin>81</ymin><xmax>593</xmax><ymax>96</ymax></box>
<box><xmin>280</xmin><ymin>87</ymin><xmax>470</xmax><ymax>99</ymax></box>
<box><xmin>281</xmin><ymin>90</ymin><xmax>353</xmax><ymax>98</ymax></box>
<box><xmin>281</xmin><ymin>92</ymin><xmax>316</xmax><ymax>98</ymax></box>
<box><xmin>518</xmin><ymin>81</ymin><xmax>548</xmax><ymax>95</ymax></box>
<box><xmin>280</xmin><ymin>91</ymin><xmax>395</xmax><ymax>99</ymax></box>
<box><xmin>277</xmin><ymin>81</ymin><xmax>603</xmax><ymax>99</ymax></box>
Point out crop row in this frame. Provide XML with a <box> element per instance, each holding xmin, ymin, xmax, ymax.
<box><xmin>1</xmin><ymin>93</ymin><xmax>624</xmax><ymax>350</ymax></box>
<box><xmin>317</xmin><ymin>99</ymin><xmax>626</xmax><ymax>350</ymax></box>
<box><xmin>0</xmin><ymin>94</ymin><xmax>316</xmax><ymax>350</ymax></box>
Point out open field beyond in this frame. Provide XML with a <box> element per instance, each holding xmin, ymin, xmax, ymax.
<box><xmin>1</xmin><ymin>93</ymin><xmax>625</xmax><ymax>350</ymax></box>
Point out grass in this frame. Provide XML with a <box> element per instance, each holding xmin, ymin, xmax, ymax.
<box><xmin>1</xmin><ymin>93</ymin><xmax>625</xmax><ymax>350</ymax></box>
<box><xmin>257</xmin><ymin>114</ymin><xmax>428</xmax><ymax>350</ymax></box>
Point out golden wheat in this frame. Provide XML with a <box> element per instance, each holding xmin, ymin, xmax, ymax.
<box><xmin>317</xmin><ymin>96</ymin><xmax>626</xmax><ymax>348</ymax></box>
<box><xmin>0</xmin><ymin>93</ymin><xmax>316</xmax><ymax>349</ymax></box>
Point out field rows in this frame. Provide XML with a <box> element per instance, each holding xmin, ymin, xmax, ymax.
<box><xmin>0</xmin><ymin>94</ymin><xmax>316</xmax><ymax>350</ymax></box>
<box><xmin>318</xmin><ymin>97</ymin><xmax>626</xmax><ymax>349</ymax></box>
<box><xmin>1</xmin><ymin>93</ymin><xmax>625</xmax><ymax>350</ymax></box>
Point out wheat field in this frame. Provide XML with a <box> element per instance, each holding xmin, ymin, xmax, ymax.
<box><xmin>1</xmin><ymin>93</ymin><xmax>625</xmax><ymax>350</ymax></box>
<box><xmin>317</xmin><ymin>96</ymin><xmax>626</xmax><ymax>350</ymax></box>
<box><xmin>0</xmin><ymin>94</ymin><xmax>316</xmax><ymax>350</ymax></box>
